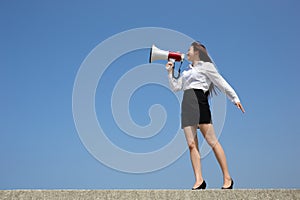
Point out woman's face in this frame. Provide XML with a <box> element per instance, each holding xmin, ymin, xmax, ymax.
<box><xmin>187</xmin><ymin>46</ymin><xmax>198</xmax><ymax>62</ymax></box>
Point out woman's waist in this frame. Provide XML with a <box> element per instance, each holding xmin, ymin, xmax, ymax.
<box><xmin>183</xmin><ymin>87</ymin><xmax>208</xmax><ymax>93</ymax></box>
<box><xmin>183</xmin><ymin>88</ymin><xmax>210</xmax><ymax>96</ymax></box>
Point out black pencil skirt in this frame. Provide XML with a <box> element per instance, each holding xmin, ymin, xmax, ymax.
<box><xmin>181</xmin><ymin>89</ymin><xmax>212</xmax><ymax>129</ymax></box>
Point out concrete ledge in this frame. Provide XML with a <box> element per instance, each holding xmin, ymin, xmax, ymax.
<box><xmin>1</xmin><ymin>189</ymin><xmax>300</xmax><ymax>200</ymax></box>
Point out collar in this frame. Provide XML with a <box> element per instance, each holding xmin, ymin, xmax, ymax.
<box><xmin>189</xmin><ymin>61</ymin><xmax>204</xmax><ymax>68</ymax></box>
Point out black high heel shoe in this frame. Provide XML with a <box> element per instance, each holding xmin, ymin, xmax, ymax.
<box><xmin>192</xmin><ymin>180</ymin><xmax>206</xmax><ymax>190</ymax></box>
<box><xmin>221</xmin><ymin>179</ymin><xmax>234</xmax><ymax>189</ymax></box>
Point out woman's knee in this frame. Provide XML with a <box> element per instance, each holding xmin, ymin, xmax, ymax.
<box><xmin>187</xmin><ymin>141</ymin><xmax>197</xmax><ymax>151</ymax></box>
<box><xmin>204</xmin><ymin>135</ymin><xmax>218</xmax><ymax>148</ymax></box>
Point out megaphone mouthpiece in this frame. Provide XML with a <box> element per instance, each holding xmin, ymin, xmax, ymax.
<box><xmin>168</xmin><ymin>51</ymin><xmax>185</xmax><ymax>62</ymax></box>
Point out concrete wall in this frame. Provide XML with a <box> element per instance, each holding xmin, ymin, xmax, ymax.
<box><xmin>1</xmin><ymin>189</ymin><xmax>300</xmax><ymax>200</ymax></box>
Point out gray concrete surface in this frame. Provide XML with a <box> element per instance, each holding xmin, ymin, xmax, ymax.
<box><xmin>0</xmin><ymin>189</ymin><xmax>300</xmax><ymax>200</ymax></box>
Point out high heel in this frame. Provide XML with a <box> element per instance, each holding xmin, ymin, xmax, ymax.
<box><xmin>221</xmin><ymin>179</ymin><xmax>233</xmax><ymax>189</ymax></box>
<box><xmin>192</xmin><ymin>180</ymin><xmax>206</xmax><ymax>190</ymax></box>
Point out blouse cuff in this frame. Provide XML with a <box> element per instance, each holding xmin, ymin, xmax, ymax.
<box><xmin>232</xmin><ymin>96</ymin><xmax>240</xmax><ymax>104</ymax></box>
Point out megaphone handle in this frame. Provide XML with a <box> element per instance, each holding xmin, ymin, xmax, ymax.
<box><xmin>169</xmin><ymin>58</ymin><xmax>175</xmax><ymax>63</ymax></box>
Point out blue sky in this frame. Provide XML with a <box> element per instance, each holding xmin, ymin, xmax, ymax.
<box><xmin>1</xmin><ymin>0</ymin><xmax>300</xmax><ymax>189</ymax></box>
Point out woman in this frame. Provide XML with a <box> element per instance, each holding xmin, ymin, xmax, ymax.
<box><xmin>166</xmin><ymin>42</ymin><xmax>245</xmax><ymax>190</ymax></box>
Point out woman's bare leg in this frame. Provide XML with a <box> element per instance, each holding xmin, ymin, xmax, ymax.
<box><xmin>199</xmin><ymin>123</ymin><xmax>232</xmax><ymax>188</ymax></box>
<box><xmin>184</xmin><ymin>126</ymin><xmax>204</xmax><ymax>188</ymax></box>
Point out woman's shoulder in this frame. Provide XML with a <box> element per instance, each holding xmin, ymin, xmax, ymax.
<box><xmin>202</xmin><ymin>61</ymin><xmax>215</xmax><ymax>68</ymax></box>
<box><xmin>194</xmin><ymin>61</ymin><xmax>216</xmax><ymax>72</ymax></box>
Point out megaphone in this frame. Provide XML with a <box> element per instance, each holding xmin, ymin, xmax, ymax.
<box><xmin>149</xmin><ymin>44</ymin><xmax>185</xmax><ymax>79</ymax></box>
<box><xmin>149</xmin><ymin>45</ymin><xmax>185</xmax><ymax>63</ymax></box>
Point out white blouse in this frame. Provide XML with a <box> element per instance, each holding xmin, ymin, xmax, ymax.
<box><xmin>168</xmin><ymin>61</ymin><xmax>240</xmax><ymax>103</ymax></box>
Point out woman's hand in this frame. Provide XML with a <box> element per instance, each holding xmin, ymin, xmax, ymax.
<box><xmin>165</xmin><ymin>61</ymin><xmax>174</xmax><ymax>74</ymax></box>
<box><xmin>235</xmin><ymin>102</ymin><xmax>245</xmax><ymax>113</ymax></box>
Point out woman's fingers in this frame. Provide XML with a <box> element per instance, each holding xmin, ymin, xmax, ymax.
<box><xmin>235</xmin><ymin>102</ymin><xmax>245</xmax><ymax>113</ymax></box>
<box><xmin>165</xmin><ymin>61</ymin><xmax>174</xmax><ymax>71</ymax></box>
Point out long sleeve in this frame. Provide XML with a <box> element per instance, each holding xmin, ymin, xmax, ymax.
<box><xmin>204</xmin><ymin>63</ymin><xmax>240</xmax><ymax>103</ymax></box>
<box><xmin>168</xmin><ymin>73</ymin><xmax>183</xmax><ymax>92</ymax></box>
